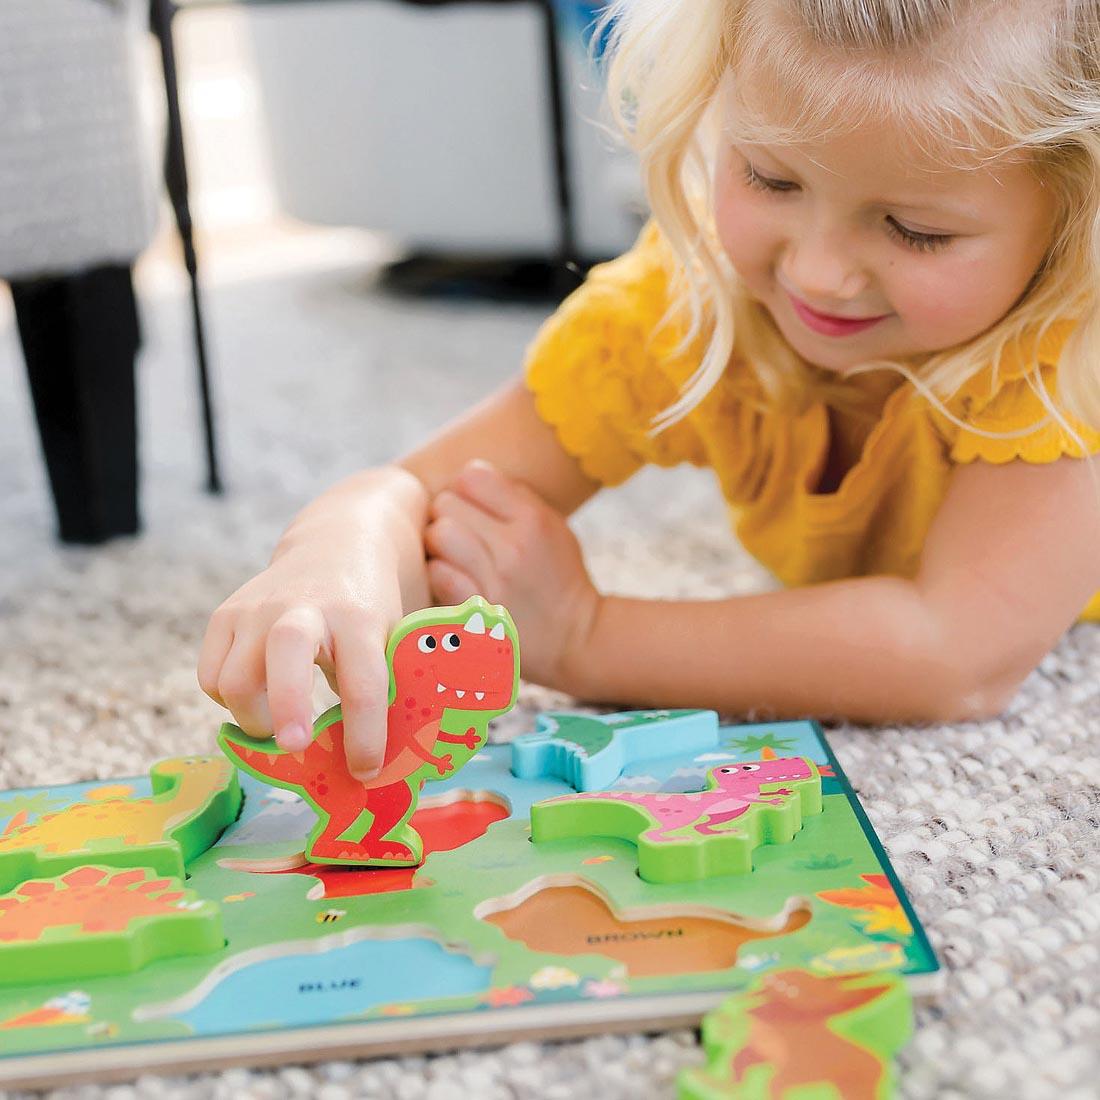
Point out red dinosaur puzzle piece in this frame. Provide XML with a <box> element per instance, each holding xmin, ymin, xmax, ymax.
<box><xmin>219</xmin><ymin>597</ymin><xmax>519</xmax><ymax>866</ymax></box>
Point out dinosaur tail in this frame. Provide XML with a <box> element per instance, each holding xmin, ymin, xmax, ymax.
<box><xmin>219</xmin><ymin>735</ymin><xmax>310</xmax><ymax>786</ymax></box>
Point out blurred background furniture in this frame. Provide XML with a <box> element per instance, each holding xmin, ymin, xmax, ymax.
<box><xmin>0</xmin><ymin>0</ymin><xmax>220</xmax><ymax>545</ymax></box>
<box><xmin>231</xmin><ymin>0</ymin><xmax>644</xmax><ymax>298</ymax></box>
<box><xmin>3</xmin><ymin>0</ymin><xmax>632</xmax><ymax>544</ymax></box>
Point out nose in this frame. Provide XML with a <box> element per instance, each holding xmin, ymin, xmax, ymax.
<box><xmin>780</xmin><ymin>219</ymin><xmax>868</xmax><ymax>307</ymax></box>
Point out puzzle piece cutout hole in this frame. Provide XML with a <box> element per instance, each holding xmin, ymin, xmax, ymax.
<box><xmin>134</xmin><ymin>921</ymin><xmax>500</xmax><ymax>1030</ymax></box>
<box><xmin>218</xmin><ymin>789</ymin><xmax>511</xmax><ymax>900</ymax></box>
<box><xmin>476</xmin><ymin>874</ymin><xmax>811</xmax><ymax>978</ymax></box>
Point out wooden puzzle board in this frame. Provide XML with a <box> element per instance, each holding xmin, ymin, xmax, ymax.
<box><xmin>0</xmin><ymin>718</ymin><xmax>940</xmax><ymax>1090</ymax></box>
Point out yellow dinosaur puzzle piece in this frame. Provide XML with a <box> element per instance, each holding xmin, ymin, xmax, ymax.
<box><xmin>0</xmin><ymin>756</ymin><xmax>241</xmax><ymax>890</ymax></box>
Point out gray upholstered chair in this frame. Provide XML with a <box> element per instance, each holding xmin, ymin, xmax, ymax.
<box><xmin>1</xmin><ymin>0</ymin><xmax>217</xmax><ymax>543</ymax></box>
<box><xmin>1</xmin><ymin>0</ymin><xmax>156</xmax><ymax>542</ymax></box>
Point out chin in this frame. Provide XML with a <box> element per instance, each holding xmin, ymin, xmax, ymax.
<box><xmin>767</xmin><ymin>311</ymin><xmax>844</xmax><ymax>371</ymax></box>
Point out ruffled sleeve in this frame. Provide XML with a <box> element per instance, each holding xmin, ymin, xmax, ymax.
<box><xmin>939</xmin><ymin>321</ymin><xmax>1100</xmax><ymax>464</ymax></box>
<box><xmin>522</xmin><ymin>221</ymin><xmax>709</xmax><ymax>486</ymax></box>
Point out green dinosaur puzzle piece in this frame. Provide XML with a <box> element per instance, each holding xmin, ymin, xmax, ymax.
<box><xmin>0</xmin><ymin>756</ymin><xmax>242</xmax><ymax>891</ymax></box>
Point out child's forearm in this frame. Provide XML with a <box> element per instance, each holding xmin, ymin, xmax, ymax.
<box><xmin>560</xmin><ymin>576</ymin><xmax>1008</xmax><ymax>724</ymax></box>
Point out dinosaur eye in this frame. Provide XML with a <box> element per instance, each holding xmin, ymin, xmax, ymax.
<box><xmin>740</xmin><ymin>763</ymin><xmax>761</xmax><ymax>772</ymax></box>
<box><xmin>718</xmin><ymin>767</ymin><xmax>735</xmax><ymax>774</ymax></box>
<box><xmin>417</xmin><ymin>635</ymin><xmax>438</xmax><ymax>653</ymax></box>
<box><xmin>442</xmin><ymin>632</ymin><xmax>461</xmax><ymax>652</ymax></box>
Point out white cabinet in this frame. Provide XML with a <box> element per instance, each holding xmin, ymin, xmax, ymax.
<box><xmin>243</xmin><ymin>0</ymin><xmax>644</xmax><ymax>257</ymax></box>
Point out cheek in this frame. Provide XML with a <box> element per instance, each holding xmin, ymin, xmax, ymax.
<box><xmin>714</xmin><ymin>179</ymin><xmax>771</xmax><ymax>278</ymax></box>
<box><xmin>890</xmin><ymin>253</ymin><xmax>1019</xmax><ymax>342</ymax></box>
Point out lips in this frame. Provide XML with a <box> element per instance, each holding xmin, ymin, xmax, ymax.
<box><xmin>785</xmin><ymin>290</ymin><xmax>889</xmax><ymax>337</ymax></box>
<box><xmin>800</xmin><ymin>299</ymin><xmax>882</xmax><ymax>322</ymax></box>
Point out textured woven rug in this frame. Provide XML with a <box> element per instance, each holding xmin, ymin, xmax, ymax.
<box><xmin>1</xmin><ymin>260</ymin><xmax>1098</xmax><ymax>1099</ymax></box>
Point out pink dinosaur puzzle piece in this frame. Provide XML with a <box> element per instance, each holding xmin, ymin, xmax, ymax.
<box><xmin>531</xmin><ymin>758</ymin><xmax>823</xmax><ymax>882</ymax></box>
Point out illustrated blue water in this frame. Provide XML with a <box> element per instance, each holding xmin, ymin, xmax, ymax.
<box><xmin>170</xmin><ymin>936</ymin><xmax>493</xmax><ymax>1033</ymax></box>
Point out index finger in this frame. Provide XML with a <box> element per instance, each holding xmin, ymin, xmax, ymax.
<box><xmin>197</xmin><ymin>610</ymin><xmax>235</xmax><ymax>706</ymax></box>
<box><xmin>331</xmin><ymin>625</ymin><xmax>391</xmax><ymax>781</ymax></box>
<box><xmin>266</xmin><ymin>606</ymin><xmax>327</xmax><ymax>751</ymax></box>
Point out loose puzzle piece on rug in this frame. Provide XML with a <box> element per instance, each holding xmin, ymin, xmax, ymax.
<box><xmin>678</xmin><ymin>967</ymin><xmax>913</xmax><ymax>1100</ymax></box>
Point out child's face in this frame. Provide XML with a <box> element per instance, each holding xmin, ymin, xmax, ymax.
<box><xmin>713</xmin><ymin>111</ymin><xmax>1059</xmax><ymax>373</ymax></box>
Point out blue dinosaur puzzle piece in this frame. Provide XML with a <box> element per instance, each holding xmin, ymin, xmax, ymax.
<box><xmin>510</xmin><ymin>709</ymin><xmax>719</xmax><ymax>792</ymax></box>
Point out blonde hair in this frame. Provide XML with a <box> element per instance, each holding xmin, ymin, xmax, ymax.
<box><xmin>596</xmin><ymin>0</ymin><xmax>1100</xmax><ymax>444</ymax></box>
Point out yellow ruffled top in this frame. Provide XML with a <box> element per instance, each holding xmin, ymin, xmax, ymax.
<box><xmin>523</xmin><ymin>221</ymin><xmax>1100</xmax><ymax>621</ymax></box>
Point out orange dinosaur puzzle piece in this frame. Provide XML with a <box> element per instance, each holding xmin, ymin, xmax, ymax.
<box><xmin>0</xmin><ymin>865</ymin><xmax>223</xmax><ymax>986</ymax></box>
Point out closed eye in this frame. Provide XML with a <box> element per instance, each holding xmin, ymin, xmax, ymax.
<box><xmin>740</xmin><ymin>162</ymin><xmax>954</xmax><ymax>254</ymax></box>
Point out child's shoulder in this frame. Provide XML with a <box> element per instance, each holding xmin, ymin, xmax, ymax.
<box><xmin>934</xmin><ymin>317</ymin><xmax>1100</xmax><ymax>463</ymax></box>
<box><xmin>569</xmin><ymin>219</ymin><xmax>679</xmax><ymax>315</ymax></box>
<box><xmin>529</xmin><ymin>219</ymin><xmax>700</xmax><ymax>381</ymax></box>
<box><xmin>952</xmin><ymin>317</ymin><xmax>1078</xmax><ymax>396</ymax></box>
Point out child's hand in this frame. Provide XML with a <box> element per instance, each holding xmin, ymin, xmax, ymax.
<box><xmin>197</xmin><ymin>538</ymin><xmax>404</xmax><ymax>779</ymax></box>
<box><xmin>197</xmin><ymin>466</ymin><xmax>432</xmax><ymax>780</ymax></box>
<box><xmin>423</xmin><ymin>458</ymin><xmax>600</xmax><ymax>690</ymax></box>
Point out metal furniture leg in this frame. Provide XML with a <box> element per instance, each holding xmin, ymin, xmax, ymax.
<box><xmin>150</xmin><ymin>0</ymin><xmax>223</xmax><ymax>494</ymax></box>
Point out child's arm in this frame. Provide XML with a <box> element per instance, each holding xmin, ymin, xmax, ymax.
<box><xmin>567</xmin><ymin>456</ymin><xmax>1100</xmax><ymax>722</ymax></box>
<box><xmin>198</xmin><ymin>379</ymin><xmax>598</xmax><ymax>778</ymax></box>
<box><xmin>396</xmin><ymin>377</ymin><xmax>599</xmax><ymax>516</ymax></box>
<box><xmin>429</xmin><ymin>452</ymin><xmax>1100</xmax><ymax>724</ymax></box>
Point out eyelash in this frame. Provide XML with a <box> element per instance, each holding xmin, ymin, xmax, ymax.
<box><xmin>740</xmin><ymin>163</ymin><xmax>954</xmax><ymax>253</ymax></box>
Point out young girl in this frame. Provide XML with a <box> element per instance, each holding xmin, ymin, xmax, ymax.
<box><xmin>199</xmin><ymin>0</ymin><xmax>1100</xmax><ymax>780</ymax></box>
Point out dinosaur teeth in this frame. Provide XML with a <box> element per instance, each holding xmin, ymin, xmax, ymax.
<box><xmin>435</xmin><ymin>683</ymin><xmax>486</xmax><ymax>699</ymax></box>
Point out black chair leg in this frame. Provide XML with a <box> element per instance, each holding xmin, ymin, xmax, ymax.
<box><xmin>11</xmin><ymin>265</ymin><xmax>142</xmax><ymax>545</ymax></box>
<box><xmin>150</xmin><ymin>0</ymin><xmax>222</xmax><ymax>495</ymax></box>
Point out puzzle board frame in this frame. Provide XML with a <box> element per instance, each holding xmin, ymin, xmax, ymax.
<box><xmin>0</xmin><ymin>718</ymin><xmax>940</xmax><ymax>1090</ymax></box>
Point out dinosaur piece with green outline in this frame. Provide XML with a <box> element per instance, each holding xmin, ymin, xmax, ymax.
<box><xmin>0</xmin><ymin>865</ymin><xmax>224</xmax><ymax>986</ymax></box>
<box><xmin>531</xmin><ymin>758</ymin><xmax>822</xmax><ymax>882</ymax></box>
<box><xmin>0</xmin><ymin>756</ymin><xmax>242</xmax><ymax>889</ymax></box>
<box><xmin>218</xmin><ymin>596</ymin><xmax>519</xmax><ymax>867</ymax></box>
<box><xmin>678</xmin><ymin>967</ymin><xmax>912</xmax><ymax>1099</ymax></box>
